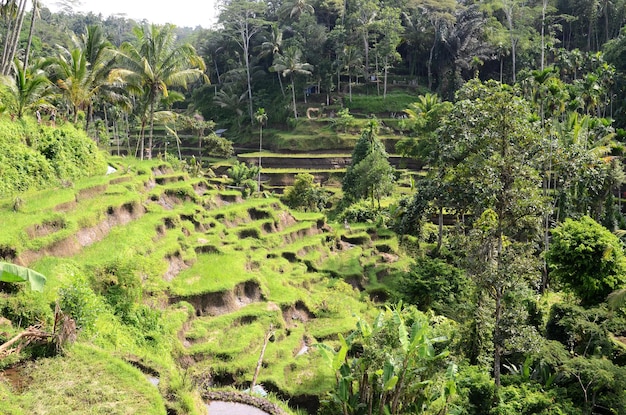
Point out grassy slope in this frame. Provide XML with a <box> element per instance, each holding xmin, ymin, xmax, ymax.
<box><xmin>0</xmin><ymin>156</ymin><xmax>412</xmax><ymax>414</ymax></box>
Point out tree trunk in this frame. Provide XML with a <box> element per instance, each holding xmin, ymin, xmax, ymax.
<box><xmin>23</xmin><ymin>0</ymin><xmax>37</xmax><ymax>69</ymax></box>
<box><xmin>493</xmin><ymin>285</ymin><xmax>503</xmax><ymax>390</ymax></box>
<box><xmin>291</xmin><ymin>76</ymin><xmax>297</xmax><ymax>119</ymax></box>
<box><xmin>242</xmin><ymin>31</ymin><xmax>254</xmax><ymax>123</ymax></box>
<box><xmin>1</xmin><ymin>0</ymin><xmax>27</xmax><ymax>75</ymax></box>
<box><xmin>383</xmin><ymin>57</ymin><xmax>388</xmax><ymax>99</ymax></box>
<box><xmin>437</xmin><ymin>205</ymin><xmax>444</xmax><ymax>251</ymax></box>
<box><xmin>258</xmin><ymin>124</ymin><xmax>262</xmax><ymax>191</ymax></box>
<box><xmin>348</xmin><ymin>73</ymin><xmax>352</xmax><ymax>102</ymax></box>
<box><xmin>251</xmin><ymin>327</ymin><xmax>273</xmax><ymax>392</ymax></box>
<box><xmin>362</xmin><ymin>31</ymin><xmax>369</xmax><ymax>82</ymax></box>
<box><xmin>428</xmin><ymin>38</ymin><xmax>435</xmax><ymax>90</ymax></box>
<box><xmin>540</xmin><ymin>0</ymin><xmax>546</xmax><ymax>71</ymax></box>
<box><xmin>148</xmin><ymin>99</ymin><xmax>155</xmax><ymax>159</ymax></box>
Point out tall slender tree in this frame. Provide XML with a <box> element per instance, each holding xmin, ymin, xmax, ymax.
<box><xmin>220</xmin><ymin>0</ymin><xmax>267</xmax><ymax>123</ymax></box>
<box><xmin>254</xmin><ymin>107</ymin><xmax>267</xmax><ymax>191</ymax></box>
<box><xmin>0</xmin><ymin>0</ymin><xmax>28</xmax><ymax>76</ymax></box>
<box><xmin>47</xmin><ymin>26</ymin><xmax>117</xmax><ymax>128</ymax></box>
<box><xmin>271</xmin><ymin>47</ymin><xmax>313</xmax><ymax>119</ymax></box>
<box><xmin>111</xmin><ymin>24</ymin><xmax>207</xmax><ymax>159</ymax></box>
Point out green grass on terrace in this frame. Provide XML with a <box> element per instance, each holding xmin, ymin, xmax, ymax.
<box><xmin>170</xmin><ymin>250</ymin><xmax>251</xmax><ymax>295</ymax></box>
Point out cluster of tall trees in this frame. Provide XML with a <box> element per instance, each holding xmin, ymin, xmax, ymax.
<box><xmin>367</xmin><ymin>74</ymin><xmax>626</xmax><ymax>413</ymax></box>
<box><xmin>189</xmin><ymin>0</ymin><xmax>626</xmax><ymax>129</ymax></box>
<box><xmin>0</xmin><ymin>4</ymin><xmax>211</xmax><ymax>159</ymax></box>
<box><xmin>3</xmin><ymin>1</ymin><xmax>626</xmax><ymax>137</ymax></box>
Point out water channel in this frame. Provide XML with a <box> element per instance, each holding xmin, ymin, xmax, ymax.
<box><xmin>206</xmin><ymin>401</ymin><xmax>270</xmax><ymax>415</ymax></box>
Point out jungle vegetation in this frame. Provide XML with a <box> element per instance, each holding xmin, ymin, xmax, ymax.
<box><xmin>1</xmin><ymin>1</ymin><xmax>626</xmax><ymax>415</ymax></box>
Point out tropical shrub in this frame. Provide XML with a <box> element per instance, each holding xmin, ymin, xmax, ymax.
<box><xmin>58</xmin><ymin>278</ymin><xmax>103</xmax><ymax>333</ymax></box>
<box><xmin>281</xmin><ymin>172</ymin><xmax>330</xmax><ymax>212</ymax></box>
<box><xmin>547</xmin><ymin>216</ymin><xmax>626</xmax><ymax>305</ymax></box>
<box><xmin>0</xmin><ymin>118</ymin><xmax>106</xmax><ymax>197</ymax></box>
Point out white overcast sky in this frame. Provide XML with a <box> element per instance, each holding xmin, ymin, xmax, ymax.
<box><xmin>44</xmin><ymin>0</ymin><xmax>220</xmax><ymax>28</ymax></box>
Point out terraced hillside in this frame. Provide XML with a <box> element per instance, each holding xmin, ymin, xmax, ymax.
<box><xmin>0</xmin><ymin>157</ymin><xmax>412</xmax><ymax>414</ymax></box>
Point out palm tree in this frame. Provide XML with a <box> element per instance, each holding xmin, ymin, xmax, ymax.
<box><xmin>259</xmin><ymin>24</ymin><xmax>285</xmax><ymax>96</ymax></box>
<box><xmin>46</xmin><ymin>26</ymin><xmax>116</xmax><ymax>127</ymax></box>
<box><xmin>0</xmin><ymin>0</ymin><xmax>28</xmax><ymax>76</ymax></box>
<box><xmin>280</xmin><ymin>0</ymin><xmax>314</xmax><ymax>20</ymax></box>
<box><xmin>255</xmin><ymin>107</ymin><xmax>267</xmax><ymax>191</ymax></box>
<box><xmin>110</xmin><ymin>24</ymin><xmax>207</xmax><ymax>159</ymax></box>
<box><xmin>271</xmin><ymin>47</ymin><xmax>313</xmax><ymax>119</ymax></box>
<box><xmin>0</xmin><ymin>58</ymin><xmax>53</xmax><ymax>119</ymax></box>
<box><xmin>340</xmin><ymin>46</ymin><xmax>361</xmax><ymax>103</ymax></box>
<box><xmin>23</xmin><ymin>0</ymin><xmax>40</xmax><ymax>69</ymax></box>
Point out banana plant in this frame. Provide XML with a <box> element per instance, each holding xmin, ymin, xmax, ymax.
<box><xmin>0</xmin><ymin>262</ymin><xmax>46</xmax><ymax>292</ymax></box>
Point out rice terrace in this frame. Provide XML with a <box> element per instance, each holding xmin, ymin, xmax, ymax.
<box><xmin>3</xmin><ymin>1</ymin><xmax>626</xmax><ymax>415</ymax></box>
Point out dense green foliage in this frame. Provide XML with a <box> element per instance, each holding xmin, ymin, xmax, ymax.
<box><xmin>282</xmin><ymin>172</ymin><xmax>330</xmax><ymax>212</ymax></box>
<box><xmin>2</xmin><ymin>2</ymin><xmax>626</xmax><ymax>415</ymax></box>
<box><xmin>547</xmin><ymin>216</ymin><xmax>626</xmax><ymax>305</ymax></box>
<box><xmin>0</xmin><ymin>119</ymin><xmax>106</xmax><ymax>196</ymax></box>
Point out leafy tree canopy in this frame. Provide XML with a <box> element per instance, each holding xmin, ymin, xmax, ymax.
<box><xmin>547</xmin><ymin>215</ymin><xmax>626</xmax><ymax>305</ymax></box>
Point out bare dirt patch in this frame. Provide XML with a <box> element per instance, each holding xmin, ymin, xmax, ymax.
<box><xmin>194</xmin><ymin>182</ymin><xmax>210</xmax><ymax>196</ymax></box>
<box><xmin>17</xmin><ymin>237</ymin><xmax>81</xmax><ymax>266</ymax></box>
<box><xmin>75</xmin><ymin>202</ymin><xmax>146</xmax><ymax>247</ymax></box>
<box><xmin>164</xmin><ymin>253</ymin><xmax>189</xmax><ymax>282</ymax></box>
<box><xmin>282</xmin><ymin>301</ymin><xmax>314</xmax><ymax>328</ymax></box>
<box><xmin>153</xmin><ymin>193</ymin><xmax>180</xmax><ymax>210</ymax></box>
<box><xmin>77</xmin><ymin>184</ymin><xmax>108</xmax><ymax>201</ymax></box>
<box><xmin>170</xmin><ymin>280</ymin><xmax>263</xmax><ymax>317</ymax></box>
<box><xmin>109</xmin><ymin>176</ymin><xmax>132</xmax><ymax>185</ymax></box>
<box><xmin>276</xmin><ymin>210</ymin><xmax>297</xmax><ymax>229</ymax></box>
<box><xmin>0</xmin><ymin>365</ymin><xmax>29</xmax><ymax>393</ymax></box>
<box><xmin>54</xmin><ymin>200</ymin><xmax>77</xmax><ymax>212</ymax></box>
<box><xmin>281</xmin><ymin>226</ymin><xmax>318</xmax><ymax>244</ymax></box>
<box><xmin>219</xmin><ymin>193</ymin><xmax>242</xmax><ymax>204</ymax></box>
<box><xmin>26</xmin><ymin>218</ymin><xmax>66</xmax><ymax>238</ymax></box>
<box><xmin>18</xmin><ymin>202</ymin><xmax>147</xmax><ymax>266</ymax></box>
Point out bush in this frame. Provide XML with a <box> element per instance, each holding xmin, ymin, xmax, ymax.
<box><xmin>58</xmin><ymin>278</ymin><xmax>103</xmax><ymax>332</ymax></box>
<box><xmin>340</xmin><ymin>200</ymin><xmax>383</xmax><ymax>223</ymax></box>
<box><xmin>399</xmin><ymin>256</ymin><xmax>472</xmax><ymax>318</ymax></box>
<box><xmin>0</xmin><ymin>287</ymin><xmax>53</xmax><ymax>327</ymax></box>
<box><xmin>0</xmin><ymin>118</ymin><xmax>106</xmax><ymax>197</ymax></box>
<box><xmin>329</xmin><ymin>108</ymin><xmax>356</xmax><ymax>132</ymax></box>
<box><xmin>546</xmin><ymin>216</ymin><xmax>626</xmax><ymax>305</ymax></box>
<box><xmin>89</xmin><ymin>258</ymin><xmax>142</xmax><ymax>319</ymax></box>
<box><xmin>281</xmin><ymin>173</ymin><xmax>330</xmax><ymax>212</ymax></box>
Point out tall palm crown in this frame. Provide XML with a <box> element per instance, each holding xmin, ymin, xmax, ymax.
<box><xmin>0</xmin><ymin>58</ymin><xmax>52</xmax><ymax>118</ymax></box>
<box><xmin>47</xmin><ymin>25</ymin><xmax>116</xmax><ymax>124</ymax></box>
<box><xmin>271</xmin><ymin>47</ymin><xmax>312</xmax><ymax>119</ymax></box>
<box><xmin>110</xmin><ymin>24</ymin><xmax>207</xmax><ymax>159</ymax></box>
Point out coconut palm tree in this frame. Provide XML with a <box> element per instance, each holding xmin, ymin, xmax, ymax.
<box><xmin>0</xmin><ymin>58</ymin><xmax>53</xmax><ymax>119</ymax></box>
<box><xmin>46</xmin><ymin>25</ymin><xmax>116</xmax><ymax>127</ymax></box>
<box><xmin>337</xmin><ymin>46</ymin><xmax>362</xmax><ymax>103</ymax></box>
<box><xmin>271</xmin><ymin>47</ymin><xmax>313</xmax><ymax>119</ymax></box>
<box><xmin>259</xmin><ymin>24</ymin><xmax>285</xmax><ymax>96</ymax></box>
<box><xmin>110</xmin><ymin>24</ymin><xmax>207</xmax><ymax>159</ymax></box>
<box><xmin>255</xmin><ymin>107</ymin><xmax>267</xmax><ymax>191</ymax></box>
<box><xmin>280</xmin><ymin>0</ymin><xmax>314</xmax><ymax>21</ymax></box>
<box><xmin>0</xmin><ymin>0</ymin><xmax>28</xmax><ymax>76</ymax></box>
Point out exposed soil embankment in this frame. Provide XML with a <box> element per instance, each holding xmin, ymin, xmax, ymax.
<box><xmin>17</xmin><ymin>201</ymin><xmax>146</xmax><ymax>266</ymax></box>
<box><xmin>282</xmin><ymin>301</ymin><xmax>314</xmax><ymax>329</ymax></box>
<box><xmin>170</xmin><ymin>280</ymin><xmax>263</xmax><ymax>317</ymax></box>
